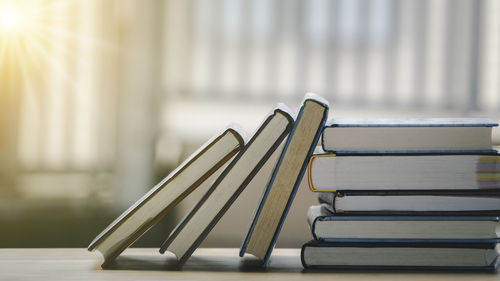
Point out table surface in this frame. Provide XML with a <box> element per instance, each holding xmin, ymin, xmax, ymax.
<box><xmin>0</xmin><ymin>248</ymin><xmax>499</xmax><ymax>281</ymax></box>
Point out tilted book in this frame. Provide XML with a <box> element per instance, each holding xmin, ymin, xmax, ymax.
<box><xmin>88</xmin><ymin>126</ymin><xmax>245</xmax><ymax>265</ymax></box>
<box><xmin>322</xmin><ymin>117</ymin><xmax>498</xmax><ymax>153</ymax></box>
<box><xmin>308</xmin><ymin>149</ymin><xmax>500</xmax><ymax>191</ymax></box>
<box><xmin>159</xmin><ymin>104</ymin><xmax>294</xmax><ymax>266</ymax></box>
<box><xmin>301</xmin><ymin>240</ymin><xmax>499</xmax><ymax>271</ymax></box>
<box><xmin>308</xmin><ymin>204</ymin><xmax>500</xmax><ymax>242</ymax></box>
<box><xmin>240</xmin><ymin>93</ymin><xmax>329</xmax><ymax>265</ymax></box>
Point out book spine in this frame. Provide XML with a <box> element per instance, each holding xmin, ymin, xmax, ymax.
<box><xmin>303</xmin><ymin>240</ymin><xmax>498</xmax><ymax>249</ymax></box>
<box><xmin>261</xmin><ymin>100</ymin><xmax>329</xmax><ymax>265</ymax></box>
<box><xmin>240</xmin><ymin>99</ymin><xmax>329</xmax><ymax>264</ymax></box>
<box><xmin>338</xmin><ymin>210</ymin><xmax>500</xmax><ymax>216</ymax></box>
<box><xmin>336</xmin><ymin>189</ymin><xmax>500</xmax><ymax>196</ymax></box>
<box><xmin>326</xmin><ymin>149</ymin><xmax>499</xmax><ymax>155</ymax></box>
<box><xmin>317</xmin><ymin>238</ymin><xmax>500</xmax><ymax>244</ymax></box>
<box><xmin>301</xmin><ymin>240</ymin><xmax>499</xmax><ymax>271</ymax></box>
<box><xmin>302</xmin><ymin>263</ymin><xmax>498</xmax><ymax>271</ymax></box>
<box><xmin>324</xmin><ymin>118</ymin><xmax>498</xmax><ymax>127</ymax></box>
<box><xmin>317</xmin><ymin>215</ymin><xmax>500</xmax><ymax>222</ymax></box>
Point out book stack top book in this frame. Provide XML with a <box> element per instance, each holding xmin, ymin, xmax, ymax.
<box><xmin>322</xmin><ymin>117</ymin><xmax>497</xmax><ymax>154</ymax></box>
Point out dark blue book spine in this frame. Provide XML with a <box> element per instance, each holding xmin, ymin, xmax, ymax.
<box><xmin>330</xmin><ymin>149</ymin><xmax>500</xmax><ymax>155</ymax></box>
<box><xmin>324</xmin><ymin>118</ymin><xmax>498</xmax><ymax>127</ymax></box>
<box><xmin>317</xmin><ymin>215</ymin><xmax>500</xmax><ymax>222</ymax></box>
<box><xmin>301</xmin><ymin>240</ymin><xmax>499</xmax><ymax>271</ymax></box>
<box><xmin>317</xmin><ymin>238</ymin><xmax>500</xmax><ymax>243</ymax></box>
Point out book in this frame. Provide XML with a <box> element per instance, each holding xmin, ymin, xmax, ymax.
<box><xmin>240</xmin><ymin>93</ymin><xmax>329</xmax><ymax>265</ymax></box>
<box><xmin>308</xmin><ymin>150</ymin><xmax>500</xmax><ymax>191</ymax></box>
<box><xmin>308</xmin><ymin>204</ymin><xmax>500</xmax><ymax>242</ymax></box>
<box><xmin>321</xmin><ymin>118</ymin><xmax>498</xmax><ymax>153</ymax></box>
<box><xmin>87</xmin><ymin>126</ymin><xmax>245</xmax><ymax>265</ymax></box>
<box><xmin>301</xmin><ymin>240</ymin><xmax>499</xmax><ymax>270</ymax></box>
<box><xmin>318</xmin><ymin>190</ymin><xmax>500</xmax><ymax>215</ymax></box>
<box><xmin>159</xmin><ymin>104</ymin><xmax>294</xmax><ymax>266</ymax></box>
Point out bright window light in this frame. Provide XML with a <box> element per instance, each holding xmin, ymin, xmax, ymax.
<box><xmin>0</xmin><ymin>5</ymin><xmax>23</xmax><ymax>32</ymax></box>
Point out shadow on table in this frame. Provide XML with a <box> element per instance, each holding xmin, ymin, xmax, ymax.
<box><xmin>101</xmin><ymin>254</ymin><xmax>497</xmax><ymax>275</ymax></box>
<box><xmin>103</xmin><ymin>253</ymin><xmax>301</xmax><ymax>272</ymax></box>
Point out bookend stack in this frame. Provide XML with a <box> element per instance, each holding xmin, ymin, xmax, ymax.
<box><xmin>303</xmin><ymin>118</ymin><xmax>500</xmax><ymax>270</ymax></box>
<box><xmin>88</xmin><ymin>94</ymin><xmax>500</xmax><ymax>271</ymax></box>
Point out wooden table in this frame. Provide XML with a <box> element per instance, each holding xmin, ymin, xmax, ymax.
<box><xmin>0</xmin><ymin>248</ymin><xmax>499</xmax><ymax>280</ymax></box>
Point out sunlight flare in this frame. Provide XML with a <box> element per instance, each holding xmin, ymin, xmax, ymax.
<box><xmin>0</xmin><ymin>5</ymin><xmax>23</xmax><ymax>32</ymax></box>
<box><xmin>0</xmin><ymin>0</ymin><xmax>116</xmax><ymax>93</ymax></box>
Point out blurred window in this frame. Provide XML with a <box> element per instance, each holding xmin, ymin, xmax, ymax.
<box><xmin>7</xmin><ymin>0</ymin><xmax>500</xmax><ymax>201</ymax></box>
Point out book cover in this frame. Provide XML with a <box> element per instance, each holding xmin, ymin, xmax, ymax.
<box><xmin>321</xmin><ymin>118</ymin><xmax>498</xmax><ymax>153</ymax></box>
<box><xmin>325</xmin><ymin>117</ymin><xmax>498</xmax><ymax>127</ymax></box>
<box><xmin>240</xmin><ymin>93</ymin><xmax>329</xmax><ymax>265</ymax></box>
<box><xmin>308</xmin><ymin>151</ymin><xmax>500</xmax><ymax>192</ymax></box>
<box><xmin>301</xmin><ymin>240</ymin><xmax>499</xmax><ymax>271</ymax></box>
<box><xmin>317</xmin><ymin>190</ymin><xmax>500</xmax><ymax>215</ymax></box>
<box><xmin>308</xmin><ymin>204</ymin><xmax>500</xmax><ymax>242</ymax></box>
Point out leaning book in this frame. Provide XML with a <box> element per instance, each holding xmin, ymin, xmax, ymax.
<box><xmin>88</xmin><ymin>126</ymin><xmax>245</xmax><ymax>265</ymax></box>
<box><xmin>160</xmin><ymin>105</ymin><xmax>294</xmax><ymax>266</ymax></box>
<box><xmin>240</xmin><ymin>93</ymin><xmax>329</xmax><ymax>265</ymax></box>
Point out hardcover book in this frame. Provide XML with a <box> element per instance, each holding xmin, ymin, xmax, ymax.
<box><xmin>88</xmin><ymin>126</ymin><xmax>245</xmax><ymax>265</ymax></box>
<box><xmin>308</xmin><ymin>150</ymin><xmax>500</xmax><ymax>191</ymax></box>
<box><xmin>308</xmin><ymin>204</ymin><xmax>500</xmax><ymax>242</ymax></box>
<box><xmin>159</xmin><ymin>104</ymin><xmax>294</xmax><ymax>266</ymax></box>
<box><xmin>301</xmin><ymin>240</ymin><xmax>499</xmax><ymax>271</ymax></box>
<box><xmin>318</xmin><ymin>190</ymin><xmax>500</xmax><ymax>215</ymax></box>
<box><xmin>240</xmin><ymin>93</ymin><xmax>329</xmax><ymax>265</ymax></box>
<box><xmin>321</xmin><ymin>118</ymin><xmax>498</xmax><ymax>153</ymax></box>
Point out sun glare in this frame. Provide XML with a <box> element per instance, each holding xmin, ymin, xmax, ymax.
<box><xmin>0</xmin><ymin>5</ymin><xmax>23</xmax><ymax>32</ymax></box>
<box><xmin>0</xmin><ymin>0</ymin><xmax>42</xmax><ymax>75</ymax></box>
<box><xmin>0</xmin><ymin>0</ymin><xmax>116</xmax><ymax>97</ymax></box>
<box><xmin>0</xmin><ymin>0</ymin><xmax>105</xmax><ymax>77</ymax></box>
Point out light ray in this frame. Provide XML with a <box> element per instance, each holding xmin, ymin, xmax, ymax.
<box><xmin>0</xmin><ymin>0</ymin><xmax>118</xmax><ymax>90</ymax></box>
<box><xmin>19</xmin><ymin>33</ymin><xmax>46</xmax><ymax>77</ymax></box>
<box><xmin>0</xmin><ymin>1</ymin><xmax>120</xmax><ymax>87</ymax></box>
<box><xmin>35</xmin><ymin>23</ymin><xmax>120</xmax><ymax>53</ymax></box>
<box><xmin>29</xmin><ymin>29</ymin><xmax>100</xmax><ymax>86</ymax></box>
<box><xmin>0</xmin><ymin>36</ymin><xmax>7</xmax><ymax>62</ymax></box>
<box><xmin>25</xmin><ymin>0</ymin><xmax>78</xmax><ymax>18</ymax></box>
<box><xmin>30</xmin><ymin>28</ymin><xmax>75</xmax><ymax>61</ymax></box>
<box><xmin>0</xmin><ymin>0</ymin><xmax>120</xmax><ymax>172</ymax></box>
<box><xmin>21</xmin><ymin>30</ymin><xmax>78</xmax><ymax>89</ymax></box>
<box><xmin>15</xmin><ymin>36</ymin><xmax>33</xmax><ymax>87</ymax></box>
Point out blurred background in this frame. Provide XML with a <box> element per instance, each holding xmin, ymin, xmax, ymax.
<box><xmin>1</xmin><ymin>0</ymin><xmax>499</xmax><ymax>249</ymax></box>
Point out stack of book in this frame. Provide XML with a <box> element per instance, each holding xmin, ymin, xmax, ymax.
<box><xmin>303</xmin><ymin>118</ymin><xmax>500</xmax><ymax>270</ymax></box>
<box><xmin>88</xmin><ymin>94</ymin><xmax>500</xmax><ymax>271</ymax></box>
